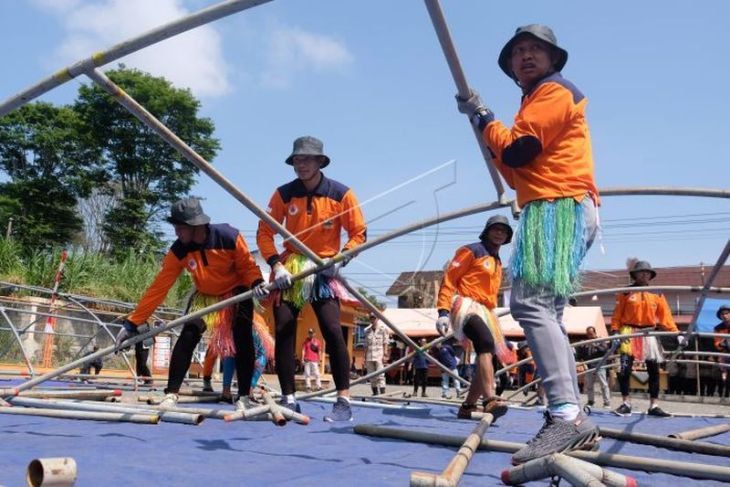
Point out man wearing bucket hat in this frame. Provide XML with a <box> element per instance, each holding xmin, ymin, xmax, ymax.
<box><xmin>610</xmin><ymin>260</ymin><xmax>682</xmax><ymax>417</ymax></box>
<box><xmin>115</xmin><ymin>197</ymin><xmax>269</xmax><ymax>409</ymax></box>
<box><xmin>435</xmin><ymin>214</ymin><xmax>513</xmax><ymax>420</ymax></box>
<box><xmin>257</xmin><ymin>136</ymin><xmax>366</xmax><ymax>421</ymax></box>
<box><xmin>455</xmin><ymin>25</ymin><xmax>601</xmax><ymax>464</ymax></box>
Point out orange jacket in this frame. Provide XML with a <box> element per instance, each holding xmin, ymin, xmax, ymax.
<box><xmin>437</xmin><ymin>242</ymin><xmax>502</xmax><ymax>311</ymax></box>
<box><xmin>483</xmin><ymin>73</ymin><xmax>599</xmax><ymax>208</ymax></box>
<box><xmin>610</xmin><ymin>289</ymin><xmax>678</xmax><ymax>333</ymax></box>
<box><xmin>128</xmin><ymin>224</ymin><xmax>263</xmax><ymax>326</ymax></box>
<box><xmin>714</xmin><ymin>323</ymin><xmax>730</xmax><ymax>352</ymax></box>
<box><xmin>257</xmin><ymin>174</ymin><xmax>366</xmax><ymax>266</ymax></box>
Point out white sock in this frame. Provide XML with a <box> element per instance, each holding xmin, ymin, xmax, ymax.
<box><xmin>285</xmin><ymin>394</ymin><xmax>295</xmax><ymax>402</ymax></box>
<box><xmin>549</xmin><ymin>402</ymin><xmax>580</xmax><ymax>421</ymax></box>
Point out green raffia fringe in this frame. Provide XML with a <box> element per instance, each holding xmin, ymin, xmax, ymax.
<box><xmin>510</xmin><ymin>197</ymin><xmax>587</xmax><ymax>296</ymax></box>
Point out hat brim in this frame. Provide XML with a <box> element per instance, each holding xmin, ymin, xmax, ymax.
<box><xmin>629</xmin><ymin>269</ymin><xmax>657</xmax><ymax>280</ymax></box>
<box><xmin>498</xmin><ymin>32</ymin><xmax>568</xmax><ymax>79</ymax></box>
<box><xmin>166</xmin><ymin>215</ymin><xmax>210</xmax><ymax>226</ymax></box>
<box><xmin>285</xmin><ymin>154</ymin><xmax>330</xmax><ymax>168</ymax></box>
<box><xmin>479</xmin><ymin>223</ymin><xmax>513</xmax><ymax>245</ymax></box>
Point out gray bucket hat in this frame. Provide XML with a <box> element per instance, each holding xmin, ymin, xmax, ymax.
<box><xmin>498</xmin><ymin>24</ymin><xmax>568</xmax><ymax>79</ymax></box>
<box><xmin>629</xmin><ymin>260</ymin><xmax>657</xmax><ymax>280</ymax></box>
<box><xmin>717</xmin><ymin>305</ymin><xmax>730</xmax><ymax>320</ymax></box>
<box><xmin>479</xmin><ymin>214</ymin><xmax>513</xmax><ymax>244</ymax></box>
<box><xmin>167</xmin><ymin>197</ymin><xmax>210</xmax><ymax>226</ymax></box>
<box><xmin>285</xmin><ymin>136</ymin><xmax>330</xmax><ymax>168</ymax></box>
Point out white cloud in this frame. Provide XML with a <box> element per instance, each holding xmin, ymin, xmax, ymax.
<box><xmin>262</xmin><ymin>27</ymin><xmax>353</xmax><ymax>89</ymax></box>
<box><xmin>33</xmin><ymin>0</ymin><xmax>231</xmax><ymax>98</ymax></box>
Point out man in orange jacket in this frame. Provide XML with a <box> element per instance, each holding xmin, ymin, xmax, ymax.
<box><xmin>456</xmin><ymin>25</ymin><xmax>600</xmax><ymax>464</ymax></box>
<box><xmin>610</xmin><ymin>260</ymin><xmax>683</xmax><ymax>417</ymax></box>
<box><xmin>114</xmin><ymin>197</ymin><xmax>269</xmax><ymax>409</ymax></box>
<box><xmin>435</xmin><ymin>215</ymin><xmax>513</xmax><ymax>420</ymax></box>
<box><xmin>257</xmin><ymin>136</ymin><xmax>366</xmax><ymax>421</ymax></box>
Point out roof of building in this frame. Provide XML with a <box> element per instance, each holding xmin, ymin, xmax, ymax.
<box><xmin>381</xmin><ymin>306</ymin><xmax>606</xmax><ymax>339</ymax></box>
<box><xmin>386</xmin><ymin>264</ymin><xmax>730</xmax><ymax>296</ymax></box>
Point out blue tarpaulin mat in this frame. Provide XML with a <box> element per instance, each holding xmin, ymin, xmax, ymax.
<box><xmin>1</xmin><ymin>380</ymin><xmax>729</xmax><ymax>486</ymax></box>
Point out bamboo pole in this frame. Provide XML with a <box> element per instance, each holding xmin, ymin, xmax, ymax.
<box><xmin>668</xmin><ymin>423</ymin><xmax>730</xmax><ymax>441</ymax></box>
<box><xmin>599</xmin><ymin>427</ymin><xmax>730</xmax><ymax>457</ymax></box>
<box><xmin>261</xmin><ymin>389</ymin><xmax>287</xmax><ymax>426</ymax></box>
<box><xmin>0</xmin><ymin>406</ymin><xmax>159</xmax><ymax>424</ymax></box>
<box><xmin>19</xmin><ymin>389</ymin><xmax>122</xmax><ymax>400</ymax></box>
<box><xmin>423</xmin><ymin>0</ymin><xmax>507</xmax><ymax>202</ymax></box>
<box><xmin>9</xmin><ymin>397</ymin><xmax>203</xmax><ymax>425</ymax></box>
<box><xmin>354</xmin><ymin>424</ymin><xmax>730</xmax><ymax>482</ymax></box>
<box><xmin>27</xmin><ymin>457</ymin><xmax>77</xmax><ymax>487</ymax></box>
<box><xmin>550</xmin><ymin>454</ymin><xmax>607</xmax><ymax>487</ymax></box>
<box><xmin>0</xmin><ymin>0</ymin><xmax>274</xmax><ymax>117</ymax></box>
<box><xmin>410</xmin><ymin>413</ymin><xmax>494</xmax><ymax>487</ymax></box>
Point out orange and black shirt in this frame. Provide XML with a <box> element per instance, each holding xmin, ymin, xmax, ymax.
<box><xmin>483</xmin><ymin>72</ymin><xmax>599</xmax><ymax>208</ymax></box>
<box><xmin>128</xmin><ymin>224</ymin><xmax>263</xmax><ymax>326</ymax></box>
<box><xmin>610</xmin><ymin>288</ymin><xmax>678</xmax><ymax>333</ymax></box>
<box><xmin>257</xmin><ymin>174</ymin><xmax>366</xmax><ymax>266</ymax></box>
<box><xmin>437</xmin><ymin>242</ymin><xmax>502</xmax><ymax>312</ymax></box>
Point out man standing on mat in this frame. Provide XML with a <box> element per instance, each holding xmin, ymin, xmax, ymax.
<box><xmin>257</xmin><ymin>136</ymin><xmax>366</xmax><ymax>422</ymax></box>
<box><xmin>611</xmin><ymin>260</ymin><xmax>684</xmax><ymax>417</ymax></box>
<box><xmin>435</xmin><ymin>215</ymin><xmax>512</xmax><ymax>420</ymax></box>
<box><xmin>457</xmin><ymin>25</ymin><xmax>601</xmax><ymax>463</ymax></box>
<box><xmin>115</xmin><ymin>197</ymin><xmax>269</xmax><ymax>410</ymax></box>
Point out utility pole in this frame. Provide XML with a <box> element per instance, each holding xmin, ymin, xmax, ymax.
<box><xmin>5</xmin><ymin>217</ymin><xmax>12</xmax><ymax>239</ymax></box>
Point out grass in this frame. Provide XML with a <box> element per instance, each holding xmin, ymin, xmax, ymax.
<box><xmin>0</xmin><ymin>238</ymin><xmax>191</xmax><ymax>309</ymax></box>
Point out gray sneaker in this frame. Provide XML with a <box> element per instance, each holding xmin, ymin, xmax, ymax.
<box><xmin>511</xmin><ymin>411</ymin><xmax>599</xmax><ymax>465</ymax></box>
<box><xmin>323</xmin><ymin>397</ymin><xmax>353</xmax><ymax>422</ymax></box>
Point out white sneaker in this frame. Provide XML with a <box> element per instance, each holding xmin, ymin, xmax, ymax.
<box><xmin>235</xmin><ymin>396</ymin><xmax>254</xmax><ymax>411</ymax></box>
<box><xmin>158</xmin><ymin>393</ymin><xmax>178</xmax><ymax>410</ymax></box>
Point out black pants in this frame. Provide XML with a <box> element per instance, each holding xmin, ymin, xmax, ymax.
<box><xmin>135</xmin><ymin>343</ymin><xmax>151</xmax><ymax>379</ymax></box>
<box><xmin>618</xmin><ymin>355</ymin><xmax>660</xmax><ymax>399</ymax></box>
<box><xmin>462</xmin><ymin>315</ymin><xmax>495</xmax><ymax>355</ymax></box>
<box><xmin>274</xmin><ymin>298</ymin><xmax>350</xmax><ymax>395</ymax></box>
<box><xmin>413</xmin><ymin>368</ymin><xmax>428</xmax><ymax>394</ymax></box>
<box><xmin>166</xmin><ymin>290</ymin><xmax>254</xmax><ymax>396</ymax></box>
<box><xmin>80</xmin><ymin>365</ymin><xmax>101</xmax><ymax>375</ymax></box>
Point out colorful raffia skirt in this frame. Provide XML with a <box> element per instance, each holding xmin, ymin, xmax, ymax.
<box><xmin>271</xmin><ymin>254</ymin><xmax>357</xmax><ymax>309</ymax></box>
<box><xmin>450</xmin><ymin>295</ymin><xmax>515</xmax><ymax>366</ymax></box>
<box><xmin>187</xmin><ymin>291</ymin><xmax>275</xmax><ymax>361</ymax></box>
<box><xmin>510</xmin><ymin>197</ymin><xmax>589</xmax><ymax>296</ymax></box>
<box><xmin>618</xmin><ymin>325</ymin><xmax>664</xmax><ymax>362</ymax></box>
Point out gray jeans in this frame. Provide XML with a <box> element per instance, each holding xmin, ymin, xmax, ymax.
<box><xmin>510</xmin><ymin>197</ymin><xmax>598</xmax><ymax>407</ymax></box>
<box><xmin>585</xmin><ymin>366</ymin><xmax>611</xmax><ymax>405</ymax></box>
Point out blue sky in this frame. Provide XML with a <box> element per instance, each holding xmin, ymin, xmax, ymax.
<box><xmin>1</xmin><ymin>0</ymin><xmax>728</xmax><ymax>306</ymax></box>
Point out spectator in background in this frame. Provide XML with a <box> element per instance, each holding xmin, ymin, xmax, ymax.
<box><xmin>411</xmin><ymin>338</ymin><xmax>429</xmax><ymax>397</ymax></box>
<box><xmin>79</xmin><ymin>345</ymin><xmax>103</xmax><ymax>379</ymax></box>
<box><xmin>575</xmin><ymin>326</ymin><xmax>611</xmax><ymax>408</ymax></box>
<box><xmin>364</xmin><ymin>312</ymin><xmax>390</xmax><ymax>396</ymax></box>
<box><xmin>437</xmin><ymin>338</ymin><xmax>462</xmax><ymax>399</ymax></box>
<box><xmin>301</xmin><ymin>328</ymin><xmax>323</xmax><ymax>392</ymax></box>
<box><xmin>713</xmin><ymin>305</ymin><xmax>730</xmax><ymax>398</ymax></box>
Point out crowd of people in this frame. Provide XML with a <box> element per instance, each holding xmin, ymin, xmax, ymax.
<box><xmin>107</xmin><ymin>21</ymin><xmax>730</xmax><ymax>467</ymax></box>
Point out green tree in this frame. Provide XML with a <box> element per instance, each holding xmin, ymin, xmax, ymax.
<box><xmin>0</xmin><ymin>102</ymin><xmax>101</xmax><ymax>248</ymax></box>
<box><xmin>74</xmin><ymin>66</ymin><xmax>220</xmax><ymax>254</ymax></box>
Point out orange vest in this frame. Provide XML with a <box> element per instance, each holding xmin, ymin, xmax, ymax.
<box><xmin>437</xmin><ymin>242</ymin><xmax>502</xmax><ymax>311</ymax></box>
<box><xmin>610</xmin><ymin>289</ymin><xmax>678</xmax><ymax>332</ymax></box>
<box><xmin>484</xmin><ymin>73</ymin><xmax>599</xmax><ymax>207</ymax></box>
<box><xmin>257</xmin><ymin>174</ymin><xmax>366</xmax><ymax>266</ymax></box>
<box><xmin>128</xmin><ymin>224</ymin><xmax>262</xmax><ymax>325</ymax></box>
